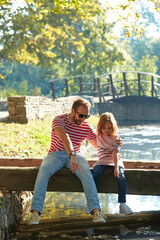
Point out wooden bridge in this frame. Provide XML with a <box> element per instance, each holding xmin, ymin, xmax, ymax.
<box><xmin>49</xmin><ymin>71</ymin><xmax>160</xmax><ymax>103</ymax></box>
<box><xmin>1</xmin><ymin>158</ymin><xmax>160</xmax><ymax>196</ymax></box>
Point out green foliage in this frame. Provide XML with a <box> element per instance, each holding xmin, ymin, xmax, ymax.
<box><xmin>0</xmin><ymin>0</ymin><xmax>158</xmax><ymax>67</ymax></box>
<box><xmin>150</xmin><ymin>38</ymin><xmax>160</xmax><ymax>75</ymax></box>
<box><xmin>0</xmin><ymin>86</ymin><xmax>18</xmax><ymax>98</ymax></box>
<box><xmin>18</xmin><ymin>80</ymin><xmax>28</xmax><ymax>95</ymax></box>
<box><xmin>0</xmin><ymin>60</ymin><xmax>51</xmax><ymax>96</ymax></box>
<box><xmin>138</xmin><ymin>54</ymin><xmax>158</xmax><ymax>73</ymax></box>
<box><xmin>28</xmin><ymin>87</ymin><xmax>42</xmax><ymax>96</ymax></box>
<box><xmin>0</xmin><ymin>0</ymin><xmax>160</xmax><ymax>98</ymax></box>
<box><xmin>122</xmin><ymin>2</ymin><xmax>160</xmax><ymax>77</ymax></box>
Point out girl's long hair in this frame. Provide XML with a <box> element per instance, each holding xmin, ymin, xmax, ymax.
<box><xmin>97</xmin><ymin>112</ymin><xmax>118</xmax><ymax>136</ymax></box>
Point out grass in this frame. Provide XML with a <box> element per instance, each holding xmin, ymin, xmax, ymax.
<box><xmin>0</xmin><ymin>115</ymin><xmax>99</xmax><ymax>158</ymax></box>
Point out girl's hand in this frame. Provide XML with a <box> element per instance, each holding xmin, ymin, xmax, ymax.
<box><xmin>116</xmin><ymin>136</ymin><xmax>123</xmax><ymax>147</ymax></box>
<box><xmin>114</xmin><ymin>167</ymin><xmax>119</xmax><ymax>178</ymax></box>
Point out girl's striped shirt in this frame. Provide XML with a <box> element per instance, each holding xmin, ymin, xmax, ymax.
<box><xmin>94</xmin><ymin>134</ymin><xmax>123</xmax><ymax>167</ymax></box>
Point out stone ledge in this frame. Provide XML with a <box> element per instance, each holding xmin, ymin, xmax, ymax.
<box><xmin>6</xmin><ymin>96</ymin><xmax>98</xmax><ymax>123</ymax></box>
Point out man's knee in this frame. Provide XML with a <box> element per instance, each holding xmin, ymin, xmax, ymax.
<box><xmin>77</xmin><ymin>155</ymin><xmax>89</xmax><ymax>171</ymax></box>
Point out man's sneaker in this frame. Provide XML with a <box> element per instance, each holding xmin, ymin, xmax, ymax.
<box><xmin>85</xmin><ymin>204</ymin><xmax>90</xmax><ymax>214</ymax></box>
<box><xmin>119</xmin><ymin>203</ymin><xmax>133</xmax><ymax>215</ymax></box>
<box><xmin>93</xmin><ymin>212</ymin><xmax>106</xmax><ymax>223</ymax></box>
<box><xmin>28</xmin><ymin>212</ymin><xmax>40</xmax><ymax>225</ymax></box>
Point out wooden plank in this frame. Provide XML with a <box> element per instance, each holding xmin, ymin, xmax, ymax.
<box><xmin>19</xmin><ymin>211</ymin><xmax>160</xmax><ymax>238</ymax></box>
<box><xmin>89</xmin><ymin>160</ymin><xmax>160</xmax><ymax>169</ymax></box>
<box><xmin>0</xmin><ymin>167</ymin><xmax>160</xmax><ymax>195</ymax></box>
<box><xmin>0</xmin><ymin>158</ymin><xmax>160</xmax><ymax>169</ymax></box>
<box><xmin>0</xmin><ymin>157</ymin><xmax>43</xmax><ymax>167</ymax></box>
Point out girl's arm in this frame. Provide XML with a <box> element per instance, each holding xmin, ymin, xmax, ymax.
<box><xmin>112</xmin><ymin>149</ymin><xmax>119</xmax><ymax>178</ymax></box>
<box><xmin>115</xmin><ymin>136</ymin><xmax>123</xmax><ymax>148</ymax></box>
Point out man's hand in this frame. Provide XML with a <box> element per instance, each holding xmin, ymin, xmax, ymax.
<box><xmin>70</xmin><ymin>155</ymin><xmax>81</xmax><ymax>173</ymax></box>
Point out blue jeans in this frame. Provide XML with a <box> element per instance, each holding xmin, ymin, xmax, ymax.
<box><xmin>31</xmin><ymin>151</ymin><xmax>100</xmax><ymax>214</ymax></box>
<box><xmin>92</xmin><ymin>165</ymin><xmax>126</xmax><ymax>203</ymax></box>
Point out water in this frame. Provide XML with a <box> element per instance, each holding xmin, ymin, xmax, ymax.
<box><xmin>82</xmin><ymin>123</ymin><xmax>160</xmax><ymax>161</ymax></box>
<box><xmin>11</xmin><ymin>123</ymin><xmax>160</xmax><ymax>240</ymax></box>
<box><xmin>119</xmin><ymin>124</ymin><xmax>160</xmax><ymax>161</ymax></box>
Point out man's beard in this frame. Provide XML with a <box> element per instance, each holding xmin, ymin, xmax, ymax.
<box><xmin>73</xmin><ymin>115</ymin><xmax>83</xmax><ymax>125</ymax></box>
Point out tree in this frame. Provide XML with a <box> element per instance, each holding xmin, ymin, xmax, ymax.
<box><xmin>0</xmin><ymin>0</ymin><xmax>159</xmax><ymax>67</ymax></box>
<box><xmin>150</xmin><ymin>38</ymin><xmax>160</xmax><ymax>75</ymax></box>
<box><xmin>0</xmin><ymin>0</ymin><xmax>159</xmax><ymax>97</ymax></box>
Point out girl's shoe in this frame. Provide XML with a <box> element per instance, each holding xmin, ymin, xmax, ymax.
<box><xmin>119</xmin><ymin>203</ymin><xmax>133</xmax><ymax>215</ymax></box>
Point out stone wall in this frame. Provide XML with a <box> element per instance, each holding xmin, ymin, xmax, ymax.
<box><xmin>6</xmin><ymin>95</ymin><xmax>160</xmax><ymax>124</ymax></box>
<box><xmin>98</xmin><ymin>100</ymin><xmax>160</xmax><ymax>122</ymax></box>
<box><xmin>7</xmin><ymin>96</ymin><xmax>98</xmax><ymax>124</ymax></box>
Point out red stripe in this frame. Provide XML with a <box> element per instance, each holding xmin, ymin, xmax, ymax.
<box><xmin>48</xmin><ymin>113</ymin><xmax>96</xmax><ymax>154</ymax></box>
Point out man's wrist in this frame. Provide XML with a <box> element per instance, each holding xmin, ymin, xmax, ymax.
<box><xmin>69</xmin><ymin>151</ymin><xmax>76</xmax><ymax>158</ymax></box>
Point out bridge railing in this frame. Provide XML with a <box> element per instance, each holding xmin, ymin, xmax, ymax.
<box><xmin>49</xmin><ymin>75</ymin><xmax>98</xmax><ymax>99</ymax></box>
<box><xmin>97</xmin><ymin>71</ymin><xmax>160</xmax><ymax>103</ymax></box>
<box><xmin>49</xmin><ymin>71</ymin><xmax>160</xmax><ymax>103</ymax></box>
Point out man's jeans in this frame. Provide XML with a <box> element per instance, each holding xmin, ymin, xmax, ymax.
<box><xmin>92</xmin><ymin>165</ymin><xmax>126</xmax><ymax>203</ymax></box>
<box><xmin>31</xmin><ymin>151</ymin><xmax>100</xmax><ymax>214</ymax></box>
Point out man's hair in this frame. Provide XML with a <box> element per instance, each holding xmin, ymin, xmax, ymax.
<box><xmin>72</xmin><ymin>98</ymin><xmax>91</xmax><ymax>110</ymax></box>
<box><xmin>97</xmin><ymin>112</ymin><xmax>118</xmax><ymax>136</ymax></box>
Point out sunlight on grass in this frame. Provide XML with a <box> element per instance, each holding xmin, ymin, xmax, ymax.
<box><xmin>0</xmin><ymin>115</ymin><xmax>99</xmax><ymax>158</ymax></box>
<box><xmin>0</xmin><ymin>117</ymin><xmax>52</xmax><ymax>157</ymax></box>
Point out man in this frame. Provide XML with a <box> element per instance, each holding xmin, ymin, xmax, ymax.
<box><xmin>28</xmin><ymin>98</ymin><xmax>106</xmax><ymax>224</ymax></box>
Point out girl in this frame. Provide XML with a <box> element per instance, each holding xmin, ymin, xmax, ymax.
<box><xmin>92</xmin><ymin>112</ymin><xmax>133</xmax><ymax>215</ymax></box>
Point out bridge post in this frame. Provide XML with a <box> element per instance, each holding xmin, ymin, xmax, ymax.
<box><xmin>93</xmin><ymin>77</ymin><xmax>97</xmax><ymax>97</ymax></box>
<box><xmin>96</xmin><ymin>77</ymin><xmax>103</xmax><ymax>103</ymax></box>
<box><xmin>123</xmin><ymin>72</ymin><xmax>128</xmax><ymax>97</ymax></box>
<box><xmin>151</xmin><ymin>76</ymin><xmax>156</xmax><ymax>98</ymax></box>
<box><xmin>106</xmin><ymin>78</ymin><xmax>110</xmax><ymax>95</ymax></box>
<box><xmin>50</xmin><ymin>81</ymin><xmax>56</xmax><ymax>99</ymax></box>
<box><xmin>152</xmin><ymin>76</ymin><xmax>154</xmax><ymax>97</ymax></box>
<box><xmin>109</xmin><ymin>74</ymin><xmax>115</xmax><ymax>99</ymax></box>
<box><xmin>138</xmin><ymin>73</ymin><xmax>141</xmax><ymax>96</ymax></box>
<box><xmin>64</xmin><ymin>78</ymin><xmax>69</xmax><ymax>96</ymax></box>
<box><xmin>79</xmin><ymin>76</ymin><xmax>83</xmax><ymax>93</ymax></box>
<box><xmin>119</xmin><ymin>81</ymin><xmax>123</xmax><ymax>95</ymax></box>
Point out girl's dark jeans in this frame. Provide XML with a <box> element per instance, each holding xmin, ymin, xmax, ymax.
<box><xmin>92</xmin><ymin>165</ymin><xmax>126</xmax><ymax>203</ymax></box>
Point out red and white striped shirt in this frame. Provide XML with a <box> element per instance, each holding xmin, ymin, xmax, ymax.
<box><xmin>48</xmin><ymin>113</ymin><xmax>96</xmax><ymax>154</ymax></box>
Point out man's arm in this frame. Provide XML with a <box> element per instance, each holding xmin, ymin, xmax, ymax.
<box><xmin>54</xmin><ymin>126</ymin><xmax>73</xmax><ymax>155</ymax></box>
<box><xmin>54</xmin><ymin>126</ymin><xmax>80</xmax><ymax>172</ymax></box>
<box><xmin>87</xmin><ymin>137</ymin><xmax>98</xmax><ymax>149</ymax></box>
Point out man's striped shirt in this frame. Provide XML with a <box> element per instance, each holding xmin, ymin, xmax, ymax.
<box><xmin>48</xmin><ymin>113</ymin><xmax>96</xmax><ymax>154</ymax></box>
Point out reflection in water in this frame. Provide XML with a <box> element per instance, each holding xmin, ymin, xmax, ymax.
<box><xmin>17</xmin><ymin>205</ymin><xmax>160</xmax><ymax>240</ymax></box>
<box><xmin>22</xmin><ymin>192</ymin><xmax>160</xmax><ymax>222</ymax></box>
<box><xmin>17</xmin><ymin>194</ymin><xmax>160</xmax><ymax>240</ymax></box>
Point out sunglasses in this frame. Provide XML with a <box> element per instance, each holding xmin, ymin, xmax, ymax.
<box><xmin>74</xmin><ymin>109</ymin><xmax>90</xmax><ymax>119</ymax></box>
